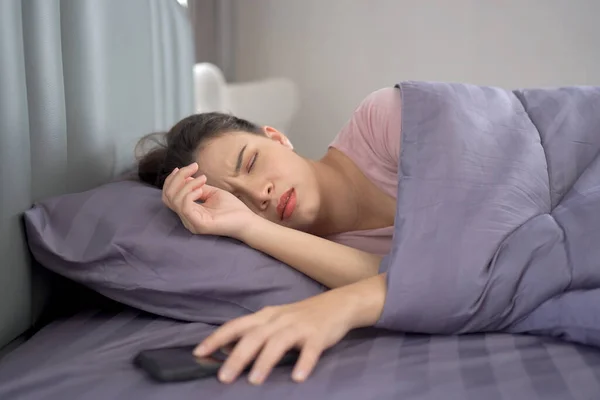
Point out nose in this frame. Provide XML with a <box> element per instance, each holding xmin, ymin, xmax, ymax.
<box><xmin>251</xmin><ymin>182</ymin><xmax>274</xmax><ymax>212</ymax></box>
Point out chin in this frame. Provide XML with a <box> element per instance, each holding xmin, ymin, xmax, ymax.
<box><xmin>280</xmin><ymin>194</ymin><xmax>318</xmax><ymax>231</ymax></box>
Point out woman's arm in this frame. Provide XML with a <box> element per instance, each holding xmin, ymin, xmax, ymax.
<box><xmin>238</xmin><ymin>217</ymin><xmax>381</xmax><ymax>289</ymax></box>
<box><xmin>194</xmin><ymin>273</ymin><xmax>387</xmax><ymax>384</ymax></box>
<box><xmin>162</xmin><ymin>164</ymin><xmax>381</xmax><ymax>289</ymax></box>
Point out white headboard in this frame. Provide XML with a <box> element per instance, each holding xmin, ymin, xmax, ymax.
<box><xmin>193</xmin><ymin>63</ymin><xmax>299</xmax><ymax>133</ymax></box>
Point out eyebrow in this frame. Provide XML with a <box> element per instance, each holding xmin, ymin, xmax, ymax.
<box><xmin>235</xmin><ymin>144</ymin><xmax>247</xmax><ymax>175</ymax></box>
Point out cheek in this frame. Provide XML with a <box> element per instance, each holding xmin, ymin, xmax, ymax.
<box><xmin>269</xmin><ymin>154</ymin><xmax>303</xmax><ymax>176</ymax></box>
<box><xmin>259</xmin><ymin>156</ymin><xmax>286</xmax><ymax>178</ymax></box>
<box><xmin>260</xmin><ymin>152</ymin><xmax>311</xmax><ymax>188</ymax></box>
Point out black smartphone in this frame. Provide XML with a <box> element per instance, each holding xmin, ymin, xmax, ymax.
<box><xmin>133</xmin><ymin>344</ymin><xmax>299</xmax><ymax>383</ymax></box>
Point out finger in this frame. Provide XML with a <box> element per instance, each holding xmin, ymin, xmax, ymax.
<box><xmin>248</xmin><ymin>329</ymin><xmax>299</xmax><ymax>385</ymax></box>
<box><xmin>163</xmin><ymin>163</ymin><xmax>199</xmax><ymax>204</ymax></box>
<box><xmin>291</xmin><ymin>341</ymin><xmax>323</xmax><ymax>383</ymax></box>
<box><xmin>172</xmin><ymin>175</ymin><xmax>207</xmax><ymax>209</ymax></box>
<box><xmin>180</xmin><ymin>189</ymin><xmax>207</xmax><ymax>231</ymax></box>
<box><xmin>180</xmin><ymin>182</ymin><xmax>219</xmax><ymax>225</ymax></box>
<box><xmin>218</xmin><ymin>328</ymin><xmax>272</xmax><ymax>383</ymax></box>
<box><xmin>182</xmin><ymin>187</ymin><xmax>205</xmax><ymax>211</ymax></box>
<box><xmin>182</xmin><ymin>185</ymin><xmax>221</xmax><ymax>213</ymax></box>
<box><xmin>165</xmin><ymin>163</ymin><xmax>197</xmax><ymax>194</ymax></box>
<box><xmin>161</xmin><ymin>167</ymin><xmax>179</xmax><ymax>206</ymax></box>
<box><xmin>194</xmin><ymin>315</ymin><xmax>263</xmax><ymax>358</ymax></box>
<box><xmin>193</xmin><ymin>183</ymin><xmax>220</xmax><ymax>202</ymax></box>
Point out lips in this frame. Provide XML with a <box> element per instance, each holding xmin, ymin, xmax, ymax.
<box><xmin>277</xmin><ymin>188</ymin><xmax>296</xmax><ymax>221</ymax></box>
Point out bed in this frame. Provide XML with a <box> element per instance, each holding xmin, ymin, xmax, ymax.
<box><xmin>2</xmin><ymin>306</ymin><xmax>600</xmax><ymax>400</ymax></box>
<box><xmin>1</xmin><ymin>1</ymin><xmax>599</xmax><ymax>399</ymax></box>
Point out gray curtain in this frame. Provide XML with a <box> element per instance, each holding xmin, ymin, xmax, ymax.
<box><xmin>187</xmin><ymin>0</ymin><xmax>235</xmax><ymax>81</ymax></box>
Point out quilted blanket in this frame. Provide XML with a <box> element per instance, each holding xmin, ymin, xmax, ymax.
<box><xmin>376</xmin><ymin>81</ymin><xmax>600</xmax><ymax>347</ymax></box>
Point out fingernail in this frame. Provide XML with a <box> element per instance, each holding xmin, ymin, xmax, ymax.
<box><xmin>219</xmin><ymin>368</ymin><xmax>233</xmax><ymax>383</ymax></box>
<box><xmin>193</xmin><ymin>345</ymin><xmax>207</xmax><ymax>356</ymax></box>
<box><xmin>173</xmin><ymin>167</ymin><xmax>179</xmax><ymax>172</ymax></box>
<box><xmin>248</xmin><ymin>370</ymin><xmax>263</xmax><ymax>385</ymax></box>
<box><xmin>292</xmin><ymin>370</ymin><xmax>306</xmax><ymax>382</ymax></box>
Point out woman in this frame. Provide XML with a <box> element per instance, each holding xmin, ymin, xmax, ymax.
<box><xmin>137</xmin><ymin>87</ymin><xmax>402</xmax><ymax>385</ymax></box>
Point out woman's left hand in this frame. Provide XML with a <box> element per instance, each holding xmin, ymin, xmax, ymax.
<box><xmin>193</xmin><ymin>289</ymin><xmax>358</xmax><ymax>385</ymax></box>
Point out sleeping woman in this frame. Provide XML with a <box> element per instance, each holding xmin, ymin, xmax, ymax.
<box><xmin>136</xmin><ymin>87</ymin><xmax>401</xmax><ymax>385</ymax></box>
<box><xmin>136</xmin><ymin>82</ymin><xmax>600</xmax><ymax>386</ymax></box>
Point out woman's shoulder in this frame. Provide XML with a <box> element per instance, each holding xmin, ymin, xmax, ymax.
<box><xmin>328</xmin><ymin>87</ymin><xmax>402</xmax><ymax>198</ymax></box>
<box><xmin>331</xmin><ymin>87</ymin><xmax>401</xmax><ymax>149</ymax></box>
<box><xmin>358</xmin><ymin>87</ymin><xmax>402</xmax><ymax>113</ymax></box>
<box><xmin>329</xmin><ymin>87</ymin><xmax>402</xmax><ymax>173</ymax></box>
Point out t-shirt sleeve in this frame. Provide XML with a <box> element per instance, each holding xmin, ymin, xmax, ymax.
<box><xmin>329</xmin><ymin>87</ymin><xmax>402</xmax><ymax>170</ymax></box>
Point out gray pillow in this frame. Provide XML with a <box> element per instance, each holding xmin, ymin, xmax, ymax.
<box><xmin>23</xmin><ymin>180</ymin><xmax>325</xmax><ymax>323</ymax></box>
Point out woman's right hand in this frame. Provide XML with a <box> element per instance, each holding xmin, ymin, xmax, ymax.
<box><xmin>193</xmin><ymin>274</ymin><xmax>387</xmax><ymax>385</ymax></box>
<box><xmin>162</xmin><ymin>163</ymin><xmax>258</xmax><ymax>239</ymax></box>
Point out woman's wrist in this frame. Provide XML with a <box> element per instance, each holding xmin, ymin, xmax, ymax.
<box><xmin>234</xmin><ymin>214</ymin><xmax>271</xmax><ymax>245</ymax></box>
<box><xmin>338</xmin><ymin>274</ymin><xmax>387</xmax><ymax>329</ymax></box>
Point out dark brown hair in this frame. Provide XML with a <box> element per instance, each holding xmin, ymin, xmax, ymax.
<box><xmin>136</xmin><ymin>112</ymin><xmax>263</xmax><ymax>188</ymax></box>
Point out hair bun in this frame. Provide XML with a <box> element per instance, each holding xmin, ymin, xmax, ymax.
<box><xmin>135</xmin><ymin>132</ymin><xmax>169</xmax><ymax>188</ymax></box>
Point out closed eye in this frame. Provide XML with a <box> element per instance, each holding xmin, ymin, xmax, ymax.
<box><xmin>247</xmin><ymin>153</ymin><xmax>258</xmax><ymax>172</ymax></box>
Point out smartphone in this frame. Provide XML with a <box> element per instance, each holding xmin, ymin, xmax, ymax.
<box><xmin>133</xmin><ymin>344</ymin><xmax>299</xmax><ymax>383</ymax></box>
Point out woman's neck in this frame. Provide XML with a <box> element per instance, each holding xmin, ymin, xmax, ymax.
<box><xmin>306</xmin><ymin>148</ymin><xmax>397</xmax><ymax>237</ymax></box>
<box><xmin>306</xmin><ymin>149</ymin><xmax>367</xmax><ymax>236</ymax></box>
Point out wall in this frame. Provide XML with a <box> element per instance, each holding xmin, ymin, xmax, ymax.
<box><xmin>232</xmin><ymin>0</ymin><xmax>600</xmax><ymax>159</ymax></box>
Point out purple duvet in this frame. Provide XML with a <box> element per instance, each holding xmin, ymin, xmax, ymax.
<box><xmin>1</xmin><ymin>308</ymin><xmax>599</xmax><ymax>400</ymax></box>
<box><xmin>377</xmin><ymin>82</ymin><xmax>600</xmax><ymax>346</ymax></box>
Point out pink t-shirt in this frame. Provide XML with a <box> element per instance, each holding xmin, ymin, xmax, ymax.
<box><xmin>325</xmin><ymin>87</ymin><xmax>402</xmax><ymax>256</ymax></box>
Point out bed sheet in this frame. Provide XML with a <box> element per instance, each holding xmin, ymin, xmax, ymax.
<box><xmin>0</xmin><ymin>307</ymin><xmax>599</xmax><ymax>400</ymax></box>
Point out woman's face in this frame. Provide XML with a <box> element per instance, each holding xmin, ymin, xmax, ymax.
<box><xmin>195</xmin><ymin>127</ymin><xmax>322</xmax><ymax>231</ymax></box>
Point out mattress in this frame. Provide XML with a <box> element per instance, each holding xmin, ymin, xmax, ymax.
<box><xmin>0</xmin><ymin>307</ymin><xmax>599</xmax><ymax>400</ymax></box>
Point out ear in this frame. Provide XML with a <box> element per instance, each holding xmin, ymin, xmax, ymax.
<box><xmin>263</xmin><ymin>126</ymin><xmax>294</xmax><ymax>150</ymax></box>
